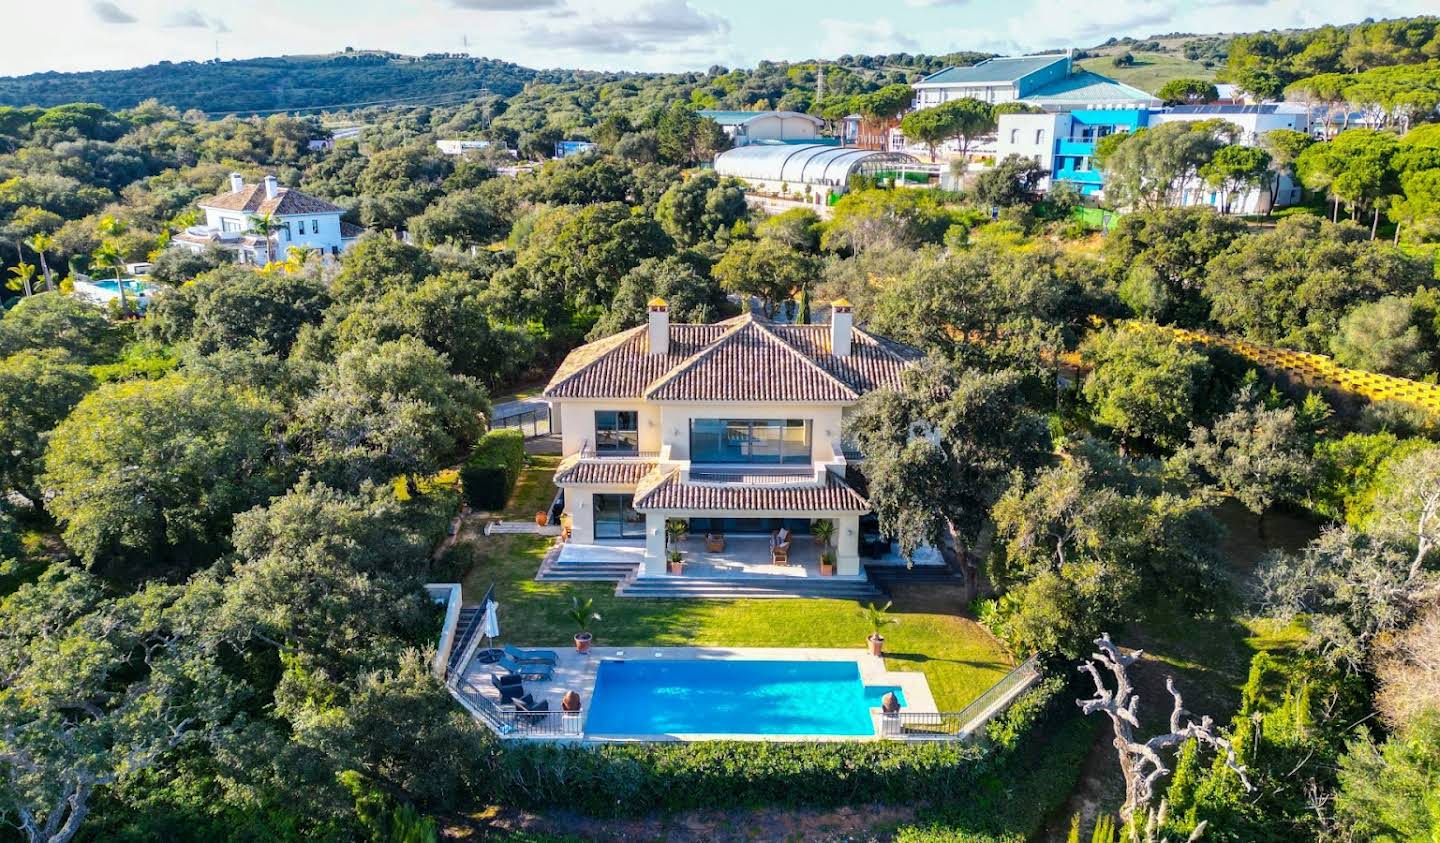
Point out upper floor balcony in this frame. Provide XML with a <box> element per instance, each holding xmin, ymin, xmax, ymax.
<box><xmin>1055</xmin><ymin>137</ymin><xmax>1096</xmax><ymax>157</ymax></box>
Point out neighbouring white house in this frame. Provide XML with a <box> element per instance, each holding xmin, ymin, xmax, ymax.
<box><xmin>173</xmin><ymin>173</ymin><xmax>362</xmax><ymax>265</ymax></box>
<box><xmin>436</xmin><ymin>138</ymin><xmax>495</xmax><ymax>155</ymax></box>
<box><xmin>697</xmin><ymin>110</ymin><xmax>826</xmax><ymax>146</ymax></box>
<box><xmin>544</xmin><ymin>298</ymin><xmax>923</xmax><ymax>578</ymax></box>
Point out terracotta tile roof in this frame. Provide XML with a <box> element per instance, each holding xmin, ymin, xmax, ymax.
<box><xmin>632</xmin><ymin>469</ymin><xmax>871</xmax><ymax>512</ymax></box>
<box><xmin>339</xmin><ymin>221</ymin><xmax>365</xmax><ymax>238</ymax></box>
<box><xmin>543</xmin><ymin>324</ymin><xmax>731</xmax><ymax>399</ymax></box>
<box><xmin>553</xmin><ymin>458</ymin><xmax>657</xmax><ymax>486</ymax></box>
<box><xmin>198</xmin><ymin>183</ymin><xmax>342</xmax><ymax>217</ymax></box>
<box><xmin>543</xmin><ymin>314</ymin><xmax>921</xmax><ymax>402</ymax></box>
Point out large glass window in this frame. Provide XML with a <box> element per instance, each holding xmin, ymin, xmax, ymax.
<box><xmin>594</xmin><ymin>410</ymin><xmax>639</xmax><ymax>454</ymax></box>
<box><xmin>690</xmin><ymin>419</ymin><xmax>811</xmax><ymax>465</ymax></box>
<box><xmin>594</xmin><ymin>494</ymin><xmax>644</xmax><ymax>539</ymax></box>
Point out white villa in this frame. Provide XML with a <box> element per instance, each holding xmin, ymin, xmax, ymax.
<box><xmin>544</xmin><ymin>299</ymin><xmax>922</xmax><ymax>581</ymax></box>
<box><xmin>173</xmin><ymin>173</ymin><xmax>362</xmax><ymax>265</ymax></box>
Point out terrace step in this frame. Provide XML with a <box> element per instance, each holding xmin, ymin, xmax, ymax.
<box><xmin>536</xmin><ymin>553</ymin><xmax>641</xmax><ymax>583</ymax></box>
<box><xmin>615</xmin><ymin>574</ymin><xmax>884</xmax><ymax>600</ymax></box>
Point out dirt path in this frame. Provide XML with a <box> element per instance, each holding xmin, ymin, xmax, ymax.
<box><xmin>448</xmin><ymin>802</ymin><xmax>918</xmax><ymax>842</ymax></box>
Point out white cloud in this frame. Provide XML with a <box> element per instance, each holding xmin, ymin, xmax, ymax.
<box><xmin>163</xmin><ymin>8</ymin><xmax>229</xmax><ymax>31</ymax></box>
<box><xmin>522</xmin><ymin>0</ymin><xmax>729</xmax><ymax>56</ymax></box>
<box><xmin>816</xmin><ymin>18</ymin><xmax>919</xmax><ymax>56</ymax></box>
<box><xmin>451</xmin><ymin>0</ymin><xmax>565</xmax><ymax>9</ymax></box>
<box><xmin>90</xmin><ymin>0</ymin><xmax>137</xmax><ymax>23</ymax></box>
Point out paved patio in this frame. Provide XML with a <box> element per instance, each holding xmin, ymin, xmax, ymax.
<box><xmin>461</xmin><ymin>645</ymin><xmax>938</xmax><ymax>741</ymax></box>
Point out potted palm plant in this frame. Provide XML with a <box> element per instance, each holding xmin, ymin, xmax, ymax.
<box><xmin>566</xmin><ymin>595</ymin><xmax>601</xmax><ymax>654</ymax></box>
<box><xmin>812</xmin><ymin>519</ymin><xmax>835</xmax><ymax>547</ymax></box>
<box><xmin>667</xmin><ymin>548</ymin><xmax>685</xmax><ymax>575</ymax></box>
<box><xmin>819</xmin><ymin>549</ymin><xmax>836</xmax><ymax>576</ymax></box>
<box><xmin>861</xmin><ymin>601</ymin><xmax>898</xmax><ymax>657</ymax></box>
<box><xmin>666</xmin><ymin>518</ymin><xmax>688</xmax><ymax>546</ymax></box>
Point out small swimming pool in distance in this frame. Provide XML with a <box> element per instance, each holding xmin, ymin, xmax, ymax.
<box><xmin>585</xmin><ymin>659</ymin><xmax>905</xmax><ymax>737</ymax></box>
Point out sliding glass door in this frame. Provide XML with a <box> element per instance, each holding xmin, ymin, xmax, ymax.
<box><xmin>689</xmin><ymin>419</ymin><xmax>811</xmax><ymax>465</ymax></box>
<box><xmin>594</xmin><ymin>494</ymin><xmax>644</xmax><ymax>539</ymax></box>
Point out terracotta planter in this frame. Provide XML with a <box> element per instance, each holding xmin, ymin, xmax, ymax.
<box><xmin>868</xmin><ymin>634</ymin><xmax>884</xmax><ymax>657</ymax></box>
<box><xmin>561</xmin><ymin>690</ymin><xmax>582</xmax><ymax>713</ymax></box>
<box><xmin>535</xmin><ymin>512</ymin><xmax>548</xmax><ymax>526</ymax></box>
<box><xmin>574</xmin><ymin>632</ymin><xmax>592</xmax><ymax>654</ymax></box>
<box><xmin>819</xmin><ymin>562</ymin><xmax>835</xmax><ymax>576</ymax></box>
<box><xmin>668</xmin><ymin>561</ymin><xmax>685</xmax><ymax>575</ymax></box>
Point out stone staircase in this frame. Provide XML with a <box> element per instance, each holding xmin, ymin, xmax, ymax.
<box><xmin>447</xmin><ymin>606</ymin><xmax>482</xmax><ymax>675</ymax></box>
<box><xmin>537</xmin><ymin>549</ymin><xmax>641</xmax><ymax>582</ymax></box>
<box><xmin>615</xmin><ymin>572</ymin><xmax>885</xmax><ymax>600</ymax></box>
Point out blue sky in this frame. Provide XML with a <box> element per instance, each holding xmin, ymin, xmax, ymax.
<box><xmin>3</xmin><ymin>0</ymin><xmax>1437</xmax><ymax>77</ymax></box>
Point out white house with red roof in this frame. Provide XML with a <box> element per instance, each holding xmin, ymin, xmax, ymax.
<box><xmin>543</xmin><ymin>299</ymin><xmax>922</xmax><ymax>588</ymax></box>
<box><xmin>173</xmin><ymin>173</ymin><xmax>363</xmax><ymax>265</ymax></box>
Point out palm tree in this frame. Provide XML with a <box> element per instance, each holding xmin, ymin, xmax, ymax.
<box><xmin>247</xmin><ymin>213</ymin><xmax>282</xmax><ymax>265</ymax></box>
<box><xmin>91</xmin><ymin>241</ymin><xmax>128</xmax><ymax>314</ymax></box>
<box><xmin>24</xmin><ymin>233</ymin><xmax>55</xmax><ymax>291</ymax></box>
<box><xmin>6</xmin><ymin>262</ymin><xmax>36</xmax><ymax>297</ymax></box>
<box><xmin>284</xmin><ymin>244</ymin><xmax>317</xmax><ymax>273</ymax></box>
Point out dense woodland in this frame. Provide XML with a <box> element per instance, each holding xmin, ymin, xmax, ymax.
<box><xmin>0</xmin><ymin>14</ymin><xmax>1439</xmax><ymax>843</ymax></box>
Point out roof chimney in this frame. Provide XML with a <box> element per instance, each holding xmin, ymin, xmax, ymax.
<box><xmin>229</xmin><ymin>172</ymin><xmax>244</xmax><ymax>193</ymax></box>
<box><xmin>830</xmin><ymin>299</ymin><xmax>853</xmax><ymax>357</ymax></box>
<box><xmin>263</xmin><ymin>174</ymin><xmax>278</xmax><ymax>199</ymax></box>
<box><xmin>648</xmin><ymin>297</ymin><xmax>670</xmax><ymax>355</ymax></box>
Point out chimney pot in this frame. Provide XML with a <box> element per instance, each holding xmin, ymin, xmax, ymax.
<box><xmin>648</xmin><ymin>297</ymin><xmax>669</xmax><ymax>355</ymax></box>
<box><xmin>263</xmin><ymin>175</ymin><xmax>278</xmax><ymax>199</ymax></box>
<box><xmin>830</xmin><ymin>299</ymin><xmax>853</xmax><ymax>357</ymax></box>
<box><xmin>229</xmin><ymin>172</ymin><xmax>244</xmax><ymax>193</ymax></box>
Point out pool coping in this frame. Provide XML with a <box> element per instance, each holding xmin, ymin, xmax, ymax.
<box><xmin>465</xmin><ymin>645</ymin><xmax>938</xmax><ymax>743</ymax></box>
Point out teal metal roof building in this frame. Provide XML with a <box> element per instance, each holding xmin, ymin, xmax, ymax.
<box><xmin>1020</xmin><ymin>72</ymin><xmax>1160</xmax><ymax>109</ymax></box>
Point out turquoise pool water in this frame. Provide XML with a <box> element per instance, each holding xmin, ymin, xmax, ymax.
<box><xmin>84</xmin><ymin>279</ymin><xmax>152</xmax><ymax>294</ymax></box>
<box><xmin>585</xmin><ymin>659</ymin><xmax>905</xmax><ymax>736</ymax></box>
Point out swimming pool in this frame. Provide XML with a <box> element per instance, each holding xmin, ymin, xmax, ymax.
<box><xmin>585</xmin><ymin>659</ymin><xmax>905</xmax><ymax>737</ymax></box>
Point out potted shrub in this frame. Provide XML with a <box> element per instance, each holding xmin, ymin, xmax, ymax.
<box><xmin>861</xmin><ymin>600</ymin><xmax>898</xmax><ymax>656</ymax></box>
<box><xmin>819</xmin><ymin>549</ymin><xmax>836</xmax><ymax>576</ymax></box>
<box><xmin>666</xmin><ymin>518</ymin><xmax>689</xmax><ymax>546</ymax></box>
<box><xmin>667</xmin><ymin>548</ymin><xmax>685</xmax><ymax>575</ymax></box>
<box><xmin>811</xmin><ymin>519</ymin><xmax>835</xmax><ymax>547</ymax></box>
<box><xmin>566</xmin><ymin>595</ymin><xmax>601</xmax><ymax>654</ymax></box>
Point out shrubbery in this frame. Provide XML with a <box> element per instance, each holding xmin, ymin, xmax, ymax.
<box><xmin>461</xmin><ymin>428</ymin><xmax>526</xmax><ymax>510</ymax></box>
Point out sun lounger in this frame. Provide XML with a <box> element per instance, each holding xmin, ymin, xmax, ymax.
<box><xmin>497</xmin><ymin>655</ymin><xmax>553</xmax><ymax>681</ymax></box>
<box><xmin>514</xmin><ymin>696</ymin><xmax>551</xmax><ymax>722</ymax></box>
<box><xmin>503</xmin><ymin>644</ymin><xmax>558</xmax><ymax>665</ymax></box>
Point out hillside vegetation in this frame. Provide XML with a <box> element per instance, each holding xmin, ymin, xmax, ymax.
<box><xmin>0</xmin><ymin>51</ymin><xmax>547</xmax><ymax>113</ymax></box>
<box><xmin>1076</xmin><ymin>51</ymin><xmax>1218</xmax><ymax>92</ymax></box>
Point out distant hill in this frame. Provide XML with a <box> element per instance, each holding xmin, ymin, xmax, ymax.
<box><xmin>1075</xmin><ymin>51</ymin><xmax>1217</xmax><ymax>93</ymax></box>
<box><xmin>0</xmin><ymin>51</ymin><xmax>549</xmax><ymax>114</ymax></box>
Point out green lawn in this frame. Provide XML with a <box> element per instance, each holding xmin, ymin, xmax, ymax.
<box><xmin>1076</xmin><ymin>51</ymin><xmax>1216</xmax><ymax>94</ymax></box>
<box><xmin>451</xmin><ymin>456</ymin><xmax>1015</xmax><ymax>710</ymax></box>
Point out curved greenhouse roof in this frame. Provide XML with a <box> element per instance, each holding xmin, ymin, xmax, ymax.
<box><xmin>714</xmin><ymin>144</ymin><xmax>921</xmax><ymax>187</ymax></box>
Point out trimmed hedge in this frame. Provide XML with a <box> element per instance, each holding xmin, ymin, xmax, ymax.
<box><xmin>496</xmin><ymin>740</ymin><xmax>987</xmax><ymax>817</ymax></box>
<box><xmin>461</xmin><ymin>429</ymin><xmax>526</xmax><ymax>511</ymax></box>
<box><xmin>492</xmin><ymin>673</ymin><xmax>1075</xmax><ymax>819</ymax></box>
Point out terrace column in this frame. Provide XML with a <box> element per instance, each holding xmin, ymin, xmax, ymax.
<box><xmin>836</xmin><ymin>515</ymin><xmax>861</xmax><ymax>576</ymax></box>
<box><xmin>642</xmin><ymin>512</ymin><xmax>667</xmax><ymax>577</ymax></box>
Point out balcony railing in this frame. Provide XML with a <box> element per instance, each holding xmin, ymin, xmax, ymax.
<box><xmin>577</xmin><ymin>439</ymin><xmax>661</xmax><ymax>460</ymax></box>
<box><xmin>687</xmin><ymin>466</ymin><xmax>819</xmax><ymax>485</ymax></box>
<box><xmin>448</xmin><ymin>675</ymin><xmax>582</xmax><ymax>737</ymax></box>
<box><xmin>876</xmin><ymin>654</ymin><xmax>1042</xmax><ymax>740</ymax></box>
